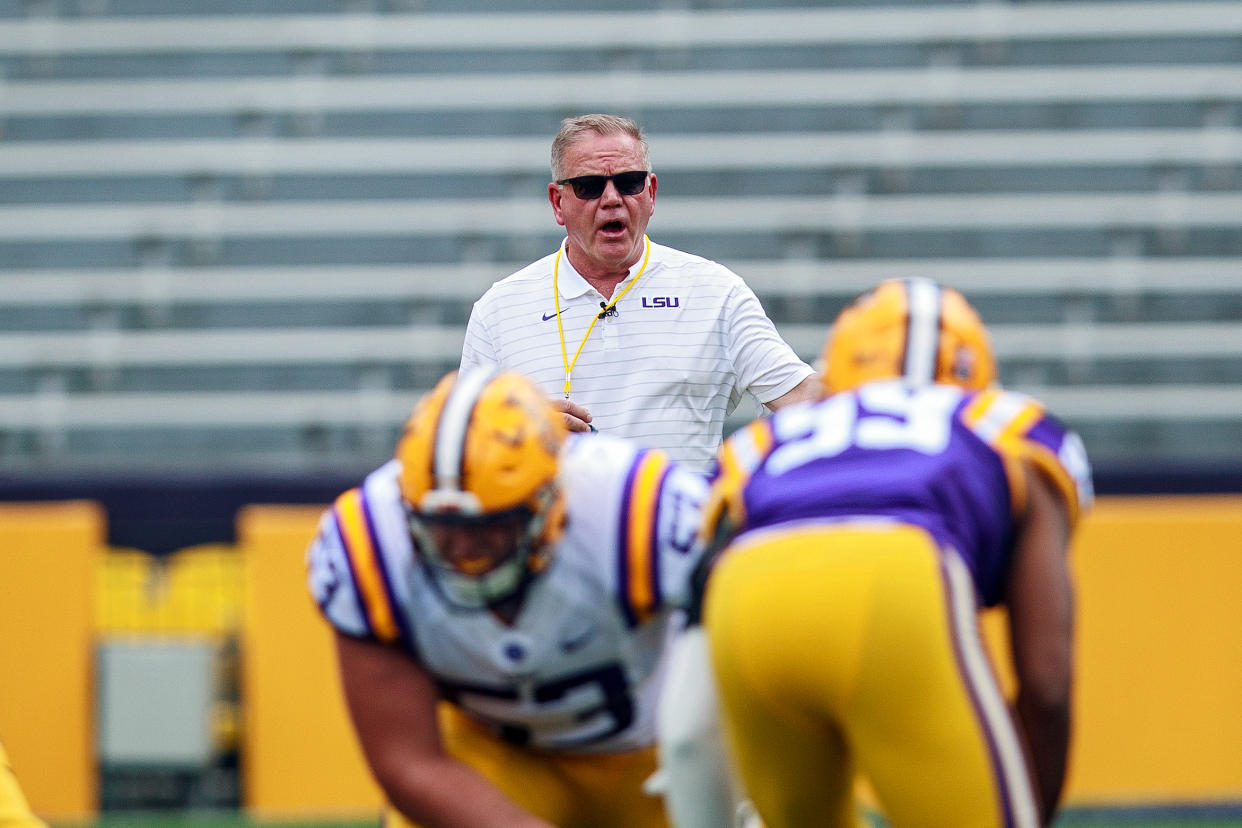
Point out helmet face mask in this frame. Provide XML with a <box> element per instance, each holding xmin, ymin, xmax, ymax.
<box><xmin>396</xmin><ymin>368</ymin><xmax>568</xmax><ymax>611</ymax></box>
<box><xmin>407</xmin><ymin>502</ymin><xmax>552</xmax><ymax>610</ymax></box>
<box><xmin>822</xmin><ymin>277</ymin><xmax>997</xmax><ymax>394</ymax></box>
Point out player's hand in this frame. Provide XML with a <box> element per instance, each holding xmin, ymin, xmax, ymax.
<box><xmin>551</xmin><ymin>398</ymin><xmax>595</xmax><ymax>433</ymax></box>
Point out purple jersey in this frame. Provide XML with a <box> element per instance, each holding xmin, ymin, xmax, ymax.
<box><xmin>710</xmin><ymin>380</ymin><xmax>1092</xmax><ymax>606</ymax></box>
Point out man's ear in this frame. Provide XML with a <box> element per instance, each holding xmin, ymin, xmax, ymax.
<box><xmin>548</xmin><ymin>183</ymin><xmax>567</xmax><ymax>226</ymax></box>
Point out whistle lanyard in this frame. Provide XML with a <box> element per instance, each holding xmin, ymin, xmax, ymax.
<box><xmin>554</xmin><ymin>235</ymin><xmax>651</xmax><ymax>399</ymax></box>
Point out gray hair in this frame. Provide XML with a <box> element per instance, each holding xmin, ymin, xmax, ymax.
<box><xmin>550</xmin><ymin>114</ymin><xmax>650</xmax><ymax>180</ymax></box>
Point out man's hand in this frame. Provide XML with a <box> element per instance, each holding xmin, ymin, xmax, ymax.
<box><xmin>551</xmin><ymin>398</ymin><xmax>595</xmax><ymax>433</ymax></box>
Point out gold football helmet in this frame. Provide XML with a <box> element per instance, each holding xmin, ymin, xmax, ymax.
<box><xmin>822</xmin><ymin>277</ymin><xmax>997</xmax><ymax>394</ymax></box>
<box><xmin>396</xmin><ymin>368</ymin><xmax>568</xmax><ymax>609</ymax></box>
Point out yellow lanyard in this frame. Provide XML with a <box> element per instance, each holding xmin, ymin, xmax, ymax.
<box><xmin>554</xmin><ymin>235</ymin><xmax>651</xmax><ymax>398</ymax></box>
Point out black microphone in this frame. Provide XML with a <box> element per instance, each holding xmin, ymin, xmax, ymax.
<box><xmin>598</xmin><ymin>301</ymin><xmax>618</xmax><ymax>319</ymax></box>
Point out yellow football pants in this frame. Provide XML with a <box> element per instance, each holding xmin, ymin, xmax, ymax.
<box><xmin>386</xmin><ymin>702</ymin><xmax>667</xmax><ymax>828</ymax></box>
<box><xmin>0</xmin><ymin>741</ymin><xmax>46</xmax><ymax>828</ymax></box>
<box><xmin>705</xmin><ymin>523</ymin><xmax>1039</xmax><ymax>828</ymax></box>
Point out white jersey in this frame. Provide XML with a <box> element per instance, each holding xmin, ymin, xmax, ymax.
<box><xmin>307</xmin><ymin>432</ymin><xmax>708</xmax><ymax>754</ymax></box>
<box><xmin>460</xmin><ymin>239</ymin><xmax>814</xmax><ymax>472</ymax></box>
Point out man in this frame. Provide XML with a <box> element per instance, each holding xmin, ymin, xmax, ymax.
<box><xmin>460</xmin><ymin>113</ymin><xmax>819</xmax><ymax>472</ymax></box>
<box><xmin>0</xmin><ymin>740</ymin><xmax>46</xmax><ymax>828</ymax></box>
<box><xmin>674</xmin><ymin>278</ymin><xmax>1092</xmax><ymax>827</ymax></box>
<box><xmin>306</xmin><ymin>367</ymin><xmax>709</xmax><ymax>827</ymax></box>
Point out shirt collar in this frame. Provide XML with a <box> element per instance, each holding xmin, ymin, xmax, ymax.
<box><xmin>554</xmin><ymin>238</ymin><xmax>651</xmax><ymax>300</ymax></box>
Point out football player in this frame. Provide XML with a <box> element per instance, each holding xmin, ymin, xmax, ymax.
<box><xmin>674</xmin><ymin>278</ymin><xmax>1092</xmax><ymax>827</ymax></box>
<box><xmin>306</xmin><ymin>367</ymin><xmax>708</xmax><ymax>828</ymax></box>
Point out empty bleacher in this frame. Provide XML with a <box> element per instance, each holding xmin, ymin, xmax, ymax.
<box><xmin>0</xmin><ymin>1</ymin><xmax>1239</xmax><ymax>478</ymax></box>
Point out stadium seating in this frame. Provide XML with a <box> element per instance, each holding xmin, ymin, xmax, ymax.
<box><xmin>0</xmin><ymin>1</ymin><xmax>1239</xmax><ymax>476</ymax></box>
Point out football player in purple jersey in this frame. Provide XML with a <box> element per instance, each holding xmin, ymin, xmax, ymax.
<box><xmin>661</xmin><ymin>278</ymin><xmax>1092</xmax><ymax>828</ymax></box>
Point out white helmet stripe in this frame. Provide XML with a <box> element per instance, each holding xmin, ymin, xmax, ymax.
<box><xmin>433</xmin><ymin>366</ymin><xmax>498</xmax><ymax>490</ymax></box>
<box><xmin>904</xmin><ymin>277</ymin><xmax>942</xmax><ymax>385</ymax></box>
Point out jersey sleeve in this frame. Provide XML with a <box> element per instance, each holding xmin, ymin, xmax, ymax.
<box><xmin>306</xmin><ymin>482</ymin><xmax>411</xmax><ymax>645</ymax></box>
<box><xmin>699</xmin><ymin>417</ymin><xmax>776</xmax><ymax>548</ymax></box>
<box><xmin>306</xmin><ymin>501</ymin><xmax>371</xmax><ymax>639</ymax></box>
<box><xmin>647</xmin><ymin>460</ymin><xmax>711</xmax><ymax>613</ymax></box>
<box><xmin>722</xmin><ymin>275</ymin><xmax>815</xmax><ymax>405</ymax></box>
<box><xmin>560</xmin><ymin>434</ymin><xmax>709</xmax><ymax>626</ymax></box>
<box><xmin>961</xmin><ymin>389</ymin><xmax>1095</xmax><ymax>525</ymax></box>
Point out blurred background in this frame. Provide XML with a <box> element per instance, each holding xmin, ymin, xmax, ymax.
<box><xmin>0</xmin><ymin>0</ymin><xmax>1239</xmax><ymax>826</ymax></box>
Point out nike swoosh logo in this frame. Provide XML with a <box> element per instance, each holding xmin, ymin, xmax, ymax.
<box><xmin>542</xmin><ymin>311</ymin><xmax>562</xmax><ymax>321</ymax></box>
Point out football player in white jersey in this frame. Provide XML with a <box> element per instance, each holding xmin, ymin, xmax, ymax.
<box><xmin>306</xmin><ymin>366</ymin><xmax>709</xmax><ymax>828</ymax></box>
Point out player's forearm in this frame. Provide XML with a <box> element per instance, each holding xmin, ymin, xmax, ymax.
<box><xmin>1015</xmin><ymin>690</ymin><xmax>1070</xmax><ymax>825</ymax></box>
<box><xmin>380</xmin><ymin>758</ymin><xmax>554</xmax><ymax>828</ymax></box>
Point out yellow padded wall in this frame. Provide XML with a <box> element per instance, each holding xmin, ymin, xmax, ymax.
<box><xmin>238</xmin><ymin>504</ymin><xmax>381</xmax><ymax>821</ymax></box>
<box><xmin>1067</xmin><ymin>495</ymin><xmax>1242</xmax><ymax>803</ymax></box>
<box><xmin>0</xmin><ymin>501</ymin><xmax>102</xmax><ymax>821</ymax></box>
<box><xmin>982</xmin><ymin>495</ymin><xmax>1242</xmax><ymax>805</ymax></box>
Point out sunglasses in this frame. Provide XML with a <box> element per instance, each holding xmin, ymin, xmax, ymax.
<box><xmin>556</xmin><ymin>170</ymin><xmax>649</xmax><ymax>200</ymax></box>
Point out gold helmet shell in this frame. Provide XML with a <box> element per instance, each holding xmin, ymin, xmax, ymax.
<box><xmin>822</xmin><ymin>278</ymin><xmax>997</xmax><ymax>394</ymax></box>
<box><xmin>395</xmin><ymin>368</ymin><xmax>568</xmax><ymax>608</ymax></box>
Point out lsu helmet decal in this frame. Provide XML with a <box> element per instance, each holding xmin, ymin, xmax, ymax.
<box><xmin>822</xmin><ymin>277</ymin><xmax>997</xmax><ymax>394</ymax></box>
<box><xmin>396</xmin><ymin>368</ymin><xmax>569</xmax><ymax>609</ymax></box>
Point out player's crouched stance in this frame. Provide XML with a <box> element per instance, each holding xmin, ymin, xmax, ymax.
<box><xmin>306</xmin><ymin>367</ymin><xmax>708</xmax><ymax>828</ymax></box>
<box><xmin>666</xmin><ymin>279</ymin><xmax>1092</xmax><ymax>828</ymax></box>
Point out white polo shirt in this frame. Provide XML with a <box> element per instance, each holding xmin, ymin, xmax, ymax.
<box><xmin>460</xmin><ymin>238</ymin><xmax>814</xmax><ymax>471</ymax></box>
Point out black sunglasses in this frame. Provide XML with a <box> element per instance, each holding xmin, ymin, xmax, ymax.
<box><xmin>556</xmin><ymin>170</ymin><xmax>649</xmax><ymax>200</ymax></box>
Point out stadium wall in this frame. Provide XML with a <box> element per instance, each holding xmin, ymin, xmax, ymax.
<box><xmin>0</xmin><ymin>501</ymin><xmax>100</xmax><ymax>822</ymax></box>
<box><xmin>1017</xmin><ymin>494</ymin><xmax>1242</xmax><ymax>805</ymax></box>
<box><xmin>237</xmin><ymin>504</ymin><xmax>382</xmax><ymax>820</ymax></box>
